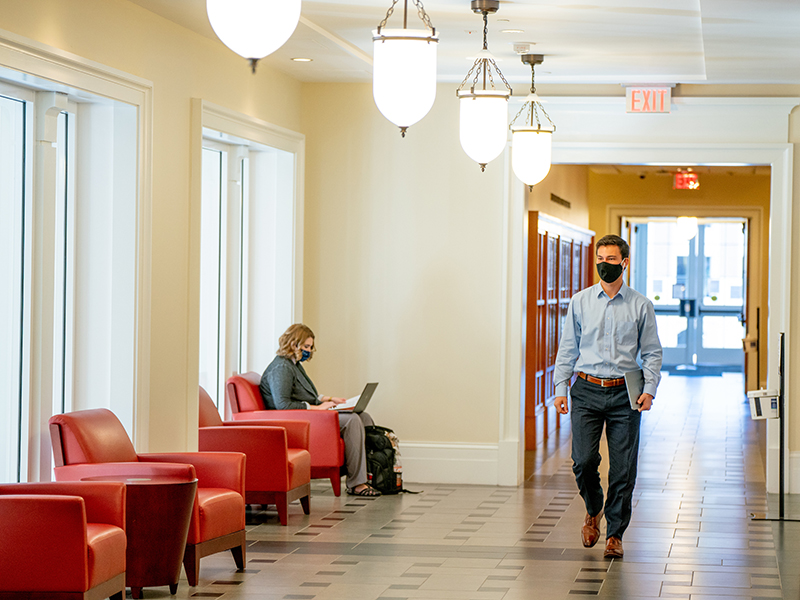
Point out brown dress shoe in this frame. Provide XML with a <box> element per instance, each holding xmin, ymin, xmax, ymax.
<box><xmin>581</xmin><ymin>512</ymin><xmax>601</xmax><ymax>548</ymax></box>
<box><xmin>604</xmin><ymin>536</ymin><xmax>624</xmax><ymax>558</ymax></box>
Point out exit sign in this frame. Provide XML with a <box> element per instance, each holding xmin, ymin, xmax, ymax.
<box><xmin>674</xmin><ymin>172</ymin><xmax>699</xmax><ymax>190</ymax></box>
<box><xmin>626</xmin><ymin>87</ymin><xmax>671</xmax><ymax>113</ymax></box>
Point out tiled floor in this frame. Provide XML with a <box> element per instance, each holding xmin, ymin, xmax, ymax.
<box><xmin>147</xmin><ymin>373</ymin><xmax>800</xmax><ymax>599</ymax></box>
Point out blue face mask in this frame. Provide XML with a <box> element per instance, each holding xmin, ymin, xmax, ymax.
<box><xmin>299</xmin><ymin>349</ymin><xmax>311</xmax><ymax>362</ymax></box>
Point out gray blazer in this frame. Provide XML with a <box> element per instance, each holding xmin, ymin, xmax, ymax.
<box><xmin>259</xmin><ymin>355</ymin><xmax>320</xmax><ymax>410</ymax></box>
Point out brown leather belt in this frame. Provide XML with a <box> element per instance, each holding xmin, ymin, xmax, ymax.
<box><xmin>577</xmin><ymin>372</ymin><xmax>625</xmax><ymax>388</ymax></box>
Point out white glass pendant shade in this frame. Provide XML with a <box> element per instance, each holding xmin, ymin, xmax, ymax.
<box><xmin>511</xmin><ymin>129</ymin><xmax>552</xmax><ymax>187</ymax></box>
<box><xmin>373</xmin><ymin>29</ymin><xmax>438</xmax><ymax>131</ymax></box>
<box><xmin>207</xmin><ymin>0</ymin><xmax>301</xmax><ymax>61</ymax></box>
<box><xmin>458</xmin><ymin>91</ymin><xmax>509</xmax><ymax>167</ymax></box>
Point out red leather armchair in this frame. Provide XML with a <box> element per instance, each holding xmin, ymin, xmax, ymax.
<box><xmin>0</xmin><ymin>481</ymin><xmax>126</xmax><ymax>600</ymax></box>
<box><xmin>198</xmin><ymin>386</ymin><xmax>311</xmax><ymax>525</ymax></box>
<box><xmin>48</xmin><ymin>409</ymin><xmax>246</xmax><ymax>588</ymax></box>
<box><xmin>226</xmin><ymin>372</ymin><xmax>346</xmax><ymax>496</ymax></box>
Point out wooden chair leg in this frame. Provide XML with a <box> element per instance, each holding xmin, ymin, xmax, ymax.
<box><xmin>329</xmin><ymin>473</ymin><xmax>341</xmax><ymax>497</ymax></box>
<box><xmin>110</xmin><ymin>591</ymin><xmax>124</xmax><ymax>600</ymax></box>
<box><xmin>300</xmin><ymin>494</ymin><xmax>310</xmax><ymax>515</ymax></box>
<box><xmin>183</xmin><ymin>544</ymin><xmax>200</xmax><ymax>587</ymax></box>
<box><xmin>231</xmin><ymin>542</ymin><xmax>245</xmax><ymax>571</ymax></box>
<box><xmin>276</xmin><ymin>492</ymin><xmax>289</xmax><ymax>526</ymax></box>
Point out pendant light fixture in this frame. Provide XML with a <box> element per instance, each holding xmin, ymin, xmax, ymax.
<box><xmin>509</xmin><ymin>54</ymin><xmax>555</xmax><ymax>190</ymax></box>
<box><xmin>207</xmin><ymin>0</ymin><xmax>302</xmax><ymax>73</ymax></box>
<box><xmin>373</xmin><ymin>0</ymin><xmax>438</xmax><ymax>137</ymax></box>
<box><xmin>456</xmin><ymin>0</ymin><xmax>512</xmax><ymax>172</ymax></box>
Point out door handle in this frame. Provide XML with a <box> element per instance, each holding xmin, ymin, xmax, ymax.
<box><xmin>678</xmin><ymin>299</ymin><xmax>696</xmax><ymax>318</ymax></box>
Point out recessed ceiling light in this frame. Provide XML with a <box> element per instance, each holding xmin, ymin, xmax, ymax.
<box><xmin>291</xmin><ymin>57</ymin><xmax>313</xmax><ymax>62</ymax></box>
<box><xmin>500</xmin><ymin>29</ymin><xmax>525</xmax><ymax>34</ymax></box>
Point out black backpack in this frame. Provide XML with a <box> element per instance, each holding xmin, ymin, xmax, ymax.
<box><xmin>364</xmin><ymin>425</ymin><xmax>403</xmax><ymax>495</ymax></box>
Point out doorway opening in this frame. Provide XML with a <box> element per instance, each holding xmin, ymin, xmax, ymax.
<box><xmin>624</xmin><ymin>217</ymin><xmax>747</xmax><ymax>376</ymax></box>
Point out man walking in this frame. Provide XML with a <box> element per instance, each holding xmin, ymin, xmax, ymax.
<box><xmin>554</xmin><ymin>234</ymin><xmax>662</xmax><ymax>558</ymax></box>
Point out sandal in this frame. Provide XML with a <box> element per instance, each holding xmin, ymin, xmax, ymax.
<box><xmin>347</xmin><ymin>485</ymin><xmax>381</xmax><ymax>497</ymax></box>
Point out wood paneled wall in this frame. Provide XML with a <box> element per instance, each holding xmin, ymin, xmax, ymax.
<box><xmin>525</xmin><ymin>212</ymin><xmax>594</xmax><ymax>450</ymax></box>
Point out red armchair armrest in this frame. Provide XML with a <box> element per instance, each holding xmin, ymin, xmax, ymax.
<box><xmin>223</xmin><ymin>419</ymin><xmax>310</xmax><ymax>450</ymax></box>
<box><xmin>0</xmin><ymin>495</ymin><xmax>91</xmax><ymax>592</ymax></box>
<box><xmin>0</xmin><ymin>481</ymin><xmax>127</xmax><ymax>593</ymax></box>
<box><xmin>0</xmin><ymin>481</ymin><xmax>126</xmax><ymax>530</ymax></box>
<box><xmin>140</xmin><ymin>452</ymin><xmax>245</xmax><ymax>496</ymax></box>
<box><xmin>199</xmin><ymin>427</ymin><xmax>293</xmax><ymax>490</ymax></box>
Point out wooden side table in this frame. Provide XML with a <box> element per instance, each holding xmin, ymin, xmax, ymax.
<box><xmin>84</xmin><ymin>474</ymin><xmax>197</xmax><ymax>598</ymax></box>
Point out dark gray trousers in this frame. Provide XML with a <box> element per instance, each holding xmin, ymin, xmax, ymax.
<box><xmin>570</xmin><ymin>376</ymin><xmax>641</xmax><ymax>540</ymax></box>
<box><xmin>339</xmin><ymin>411</ymin><xmax>374</xmax><ymax>489</ymax></box>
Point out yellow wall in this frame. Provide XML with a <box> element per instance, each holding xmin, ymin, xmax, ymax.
<box><xmin>300</xmin><ymin>82</ymin><xmax>504</xmax><ymax>443</ymax></box>
<box><xmin>526</xmin><ymin>165</ymin><xmax>591</xmax><ymax>229</ymax></box>
<box><xmin>587</xmin><ymin>171</ymin><xmax>771</xmax><ymax>387</ymax></box>
<box><xmin>0</xmin><ymin>0</ymin><xmax>303</xmax><ymax>451</ymax></box>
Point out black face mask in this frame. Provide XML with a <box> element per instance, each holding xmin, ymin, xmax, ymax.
<box><xmin>597</xmin><ymin>261</ymin><xmax>624</xmax><ymax>284</ymax></box>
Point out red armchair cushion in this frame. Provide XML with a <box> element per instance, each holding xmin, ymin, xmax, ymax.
<box><xmin>193</xmin><ymin>489</ymin><xmax>245</xmax><ymax>543</ymax></box>
<box><xmin>287</xmin><ymin>449</ymin><xmax>312</xmax><ymax>488</ymax></box>
<box><xmin>86</xmin><ymin>523</ymin><xmax>127</xmax><ymax>588</ymax></box>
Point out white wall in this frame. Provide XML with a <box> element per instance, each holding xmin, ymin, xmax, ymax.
<box><xmin>301</xmin><ymin>83</ymin><xmax>508</xmax><ymax>483</ymax></box>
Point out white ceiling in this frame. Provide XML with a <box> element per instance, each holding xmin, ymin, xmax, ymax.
<box><xmin>127</xmin><ymin>0</ymin><xmax>800</xmax><ymax>86</ymax></box>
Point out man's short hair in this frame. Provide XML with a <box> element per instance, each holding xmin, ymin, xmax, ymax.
<box><xmin>596</xmin><ymin>234</ymin><xmax>630</xmax><ymax>259</ymax></box>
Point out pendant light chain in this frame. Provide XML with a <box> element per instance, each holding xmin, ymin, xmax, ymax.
<box><xmin>378</xmin><ymin>0</ymin><xmax>435</xmax><ymax>32</ymax></box>
<box><xmin>509</xmin><ymin>60</ymin><xmax>555</xmax><ymax>132</ymax></box>
<box><xmin>456</xmin><ymin>10</ymin><xmax>511</xmax><ymax>95</ymax></box>
<box><xmin>414</xmin><ymin>0</ymin><xmax>435</xmax><ymax>32</ymax></box>
<box><xmin>378</xmin><ymin>0</ymin><xmax>400</xmax><ymax>31</ymax></box>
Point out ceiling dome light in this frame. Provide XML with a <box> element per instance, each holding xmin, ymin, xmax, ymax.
<box><xmin>456</xmin><ymin>0</ymin><xmax>512</xmax><ymax>171</ymax></box>
<box><xmin>510</xmin><ymin>54</ymin><xmax>555</xmax><ymax>189</ymax></box>
<box><xmin>207</xmin><ymin>0</ymin><xmax>302</xmax><ymax>73</ymax></box>
<box><xmin>372</xmin><ymin>1</ymin><xmax>438</xmax><ymax>137</ymax></box>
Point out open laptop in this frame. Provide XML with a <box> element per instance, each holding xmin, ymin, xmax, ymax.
<box><xmin>330</xmin><ymin>382</ymin><xmax>378</xmax><ymax>414</ymax></box>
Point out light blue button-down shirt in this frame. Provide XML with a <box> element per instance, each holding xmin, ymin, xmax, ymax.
<box><xmin>554</xmin><ymin>282</ymin><xmax>663</xmax><ymax>398</ymax></box>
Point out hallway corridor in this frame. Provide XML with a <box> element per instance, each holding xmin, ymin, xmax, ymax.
<box><xmin>165</xmin><ymin>373</ymin><xmax>799</xmax><ymax>599</ymax></box>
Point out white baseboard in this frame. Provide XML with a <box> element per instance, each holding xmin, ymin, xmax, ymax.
<box><xmin>400</xmin><ymin>442</ymin><xmax>500</xmax><ymax>486</ymax></box>
<box><xmin>787</xmin><ymin>451</ymin><xmax>800</xmax><ymax>494</ymax></box>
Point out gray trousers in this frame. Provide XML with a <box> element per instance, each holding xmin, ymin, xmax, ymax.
<box><xmin>339</xmin><ymin>411</ymin><xmax>374</xmax><ymax>489</ymax></box>
<box><xmin>570</xmin><ymin>377</ymin><xmax>641</xmax><ymax>540</ymax></box>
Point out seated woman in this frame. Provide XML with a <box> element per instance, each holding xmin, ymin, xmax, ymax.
<box><xmin>260</xmin><ymin>323</ymin><xmax>380</xmax><ymax>497</ymax></box>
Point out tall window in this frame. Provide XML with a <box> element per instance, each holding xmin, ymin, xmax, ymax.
<box><xmin>52</xmin><ymin>110</ymin><xmax>76</xmax><ymax>417</ymax></box>
<box><xmin>0</xmin><ymin>95</ymin><xmax>27</xmax><ymax>482</ymax></box>
<box><xmin>0</xmin><ymin>77</ymin><xmax>140</xmax><ymax>482</ymax></box>
<box><xmin>199</xmin><ymin>138</ymin><xmax>248</xmax><ymax>406</ymax></box>
<box><xmin>198</xmin><ymin>121</ymin><xmax>301</xmax><ymax>412</ymax></box>
<box><xmin>199</xmin><ymin>144</ymin><xmax>227</xmax><ymax>404</ymax></box>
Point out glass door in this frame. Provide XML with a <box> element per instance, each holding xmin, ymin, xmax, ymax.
<box><xmin>627</xmin><ymin>218</ymin><xmax>746</xmax><ymax>371</ymax></box>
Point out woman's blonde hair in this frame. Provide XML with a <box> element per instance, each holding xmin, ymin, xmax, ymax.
<box><xmin>276</xmin><ymin>323</ymin><xmax>315</xmax><ymax>362</ymax></box>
